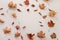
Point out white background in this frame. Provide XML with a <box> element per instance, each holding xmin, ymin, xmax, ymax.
<box><xmin>0</xmin><ymin>0</ymin><xmax>60</xmax><ymax>40</ymax></box>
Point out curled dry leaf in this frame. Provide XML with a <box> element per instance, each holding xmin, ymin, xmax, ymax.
<box><xmin>22</xmin><ymin>26</ymin><xmax>26</xmax><ymax>29</ymax></box>
<box><xmin>0</xmin><ymin>18</ymin><xmax>4</xmax><ymax>23</ymax></box>
<box><xmin>39</xmin><ymin>4</ymin><xmax>45</xmax><ymax>9</ymax></box>
<box><xmin>49</xmin><ymin>10</ymin><xmax>56</xmax><ymax>17</ymax></box>
<box><xmin>48</xmin><ymin>20</ymin><xmax>55</xmax><ymax>27</ymax></box>
<box><xmin>8</xmin><ymin>1</ymin><xmax>17</xmax><ymax>8</ymax></box>
<box><xmin>50</xmin><ymin>33</ymin><xmax>56</xmax><ymax>39</ymax></box>
<box><xmin>17</xmin><ymin>9</ymin><xmax>21</xmax><ymax>12</ymax></box>
<box><xmin>37</xmin><ymin>31</ymin><xmax>45</xmax><ymax>38</ymax></box>
<box><xmin>12</xmin><ymin>22</ymin><xmax>14</xmax><ymax>25</ymax></box>
<box><xmin>3</xmin><ymin>27</ymin><xmax>11</xmax><ymax>34</ymax></box>
<box><xmin>31</xmin><ymin>4</ymin><xmax>35</xmax><ymax>7</ymax></box>
<box><xmin>27</xmin><ymin>9</ymin><xmax>29</xmax><ymax>12</ymax></box>
<box><xmin>12</xmin><ymin>13</ymin><xmax>17</xmax><ymax>18</ymax></box>
<box><xmin>27</xmin><ymin>33</ymin><xmax>35</xmax><ymax>40</ymax></box>
<box><xmin>15</xmin><ymin>25</ymin><xmax>20</xmax><ymax>30</ymax></box>
<box><xmin>24</xmin><ymin>0</ymin><xmax>29</xmax><ymax>6</ymax></box>
<box><xmin>15</xmin><ymin>32</ymin><xmax>20</xmax><ymax>38</ymax></box>
<box><xmin>42</xmin><ymin>15</ymin><xmax>47</xmax><ymax>19</ymax></box>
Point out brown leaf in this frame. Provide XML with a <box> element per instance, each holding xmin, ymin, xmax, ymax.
<box><xmin>27</xmin><ymin>33</ymin><xmax>35</xmax><ymax>40</ymax></box>
<box><xmin>48</xmin><ymin>20</ymin><xmax>55</xmax><ymax>27</ymax></box>
<box><xmin>37</xmin><ymin>31</ymin><xmax>45</xmax><ymax>38</ymax></box>
<box><xmin>22</xmin><ymin>26</ymin><xmax>26</xmax><ymax>29</ymax></box>
<box><xmin>34</xmin><ymin>9</ymin><xmax>38</xmax><ymax>12</ymax></box>
<box><xmin>3</xmin><ymin>27</ymin><xmax>11</xmax><ymax>34</ymax></box>
<box><xmin>12</xmin><ymin>22</ymin><xmax>14</xmax><ymax>25</ymax></box>
<box><xmin>27</xmin><ymin>9</ymin><xmax>29</xmax><ymax>12</ymax></box>
<box><xmin>24</xmin><ymin>0</ymin><xmax>29</xmax><ymax>6</ymax></box>
<box><xmin>15</xmin><ymin>25</ymin><xmax>20</xmax><ymax>30</ymax></box>
<box><xmin>21</xmin><ymin>35</ymin><xmax>24</xmax><ymax>40</ymax></box>
<box><xmin>8</xmin><ymin>1</ymin><xmax>17</xmax><ymax>8</ymax></box>
<box><xmin>19</xmin><ymin>4</ymin><xmax>23</xmax><ymax>6</ymax></box>
<box><xmin>15</xmin><ymin>32</ymin><xmax>20</xmax><ymax>38</ymax></box>
<box><xmin>12</xmin><ymin>13</ymin><xmax>17</xmax><ymax>18</ymax></box>
<box><xmin>1</xmin><ymin>13</ymin><xmax>4</xmax><ymax>15</ymax></box>
<box><xmin>49</xmin><ymin>10</ymin><xmax>56</xmax><ymax>17</ymax></box>
<box><xmin>17</xmin><ymin>9</ymin><xmax>21</xmax><ymax>12</ymax></box>
<box><xmin>31</xmin><ymin>4</ymin><xmax>35</xmax><ymax>7</ymax></box>
<box><xmin>40</xmin><ymin>25</ymin><xmax>43</xmax><ymax>27</ymax></box>
<box><xmin>50</xmin><ymin>33</ymin><xmax>56</xmax><ymax>39</ymax></box>
<box><xmin>39</xmin><ymin>12</ymin><xmax>42</xmax><ymax>16</ymax></box>
<box><xmin>0</xmin><ymin>8</ymin><xmax>3</xmax><ymax>10</ymax></box>
<box><xmin>0</xmin><ymin>18</ymin><xmax>4</xmax><ymax>23</ymax></box>
<box><xmin>39</xmin><ymin>4</ymin><xmax>45</xmax><ymax>9</ymax></box>
<box><xmin>42</xmin><ymin>15</ymin><xmax>47</xmax><ymax>19</ymax></box>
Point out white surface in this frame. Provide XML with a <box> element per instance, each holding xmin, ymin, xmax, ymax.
<box><xmin>0</xmin><ymin>0</ymin><xmax>60</xmax><ymax>40</ymax></box>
